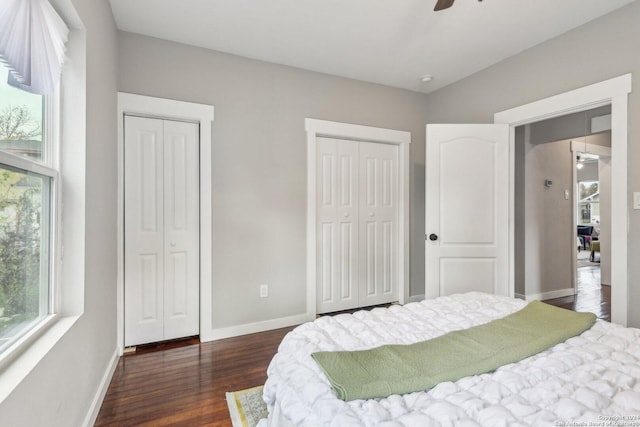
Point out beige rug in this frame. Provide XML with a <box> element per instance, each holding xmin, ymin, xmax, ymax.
<box><xmin>226</xmin><ymin>385</ymin><xmax>268</xmax><ymax>427</ymax></box>
<box><xmin>577</xmin><ymin>248</ymin><xmax>599</xmax><ymax>267</ymax></box>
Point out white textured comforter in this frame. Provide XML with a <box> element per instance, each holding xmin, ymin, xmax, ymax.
<box><xmin>259</xmin><ymin>293</ymin><xmax>640</xmax><ymax>426</ymax></box>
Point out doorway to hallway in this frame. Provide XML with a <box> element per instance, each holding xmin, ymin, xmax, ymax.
<box><xmin>512</xmin><ymin>105</ymin><xmax>612</xmax><ymax>321</ymax></box>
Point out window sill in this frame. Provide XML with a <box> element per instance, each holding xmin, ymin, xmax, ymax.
<box><xmin>0</xmin><ymin>314</ymin><xmax>80</xmax><ymax>404</ymax></box>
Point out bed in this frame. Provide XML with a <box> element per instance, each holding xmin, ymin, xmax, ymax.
<box><xmin>258</xmin><ymin>292</ymin><xmax>640</xmax><ymax>426</ymax></box>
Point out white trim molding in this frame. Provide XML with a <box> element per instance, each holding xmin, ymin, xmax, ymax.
<box><xmin>495</xmin><ymin>73</ymin><xmax>631</xmax><ymax>326</ymax></box>
<box><xmin>116</xmin><ymin>93</ymin><xmax>215</xmax><ymax>349</ymax></box>
<box><xmin>205</xmin><ymin>313</ymin><xmax>314</xmax><ymax>341</ymax></box>
<box><xmin>305</xmin><ymin>118</ymin><xmax>411</xmax><ymax>318</ymax></box>
<box><xmin>82</xmin><ymin>348</ymin><xmax>119</xmax><ymax>427</ymax></box>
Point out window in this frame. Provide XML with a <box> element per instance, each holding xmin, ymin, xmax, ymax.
<box><xmin>578</xmin><ymin>180</ymin><xmax>599</xmax><ymax>225</ymax></box>
<box><xmin>0</xmin><ymin>63</ymin><xmax>57</xmax><ymax>356</ymax></box>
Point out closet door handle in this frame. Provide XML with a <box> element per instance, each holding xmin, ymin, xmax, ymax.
<box><xmin>429</xmin><ymin>234</ymin><xmax>438</xmax><ymax>241</ymax></box>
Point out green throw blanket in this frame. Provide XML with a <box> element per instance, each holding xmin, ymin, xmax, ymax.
<box><xmin>311</xmin><ymin>301</ymin><xmax>596</xmax><ymax>401</ymax></box>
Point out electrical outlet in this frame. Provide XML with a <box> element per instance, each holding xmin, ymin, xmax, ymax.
<box><xmin>260</xmin><ymin>284</ymin><xmax>269</xmax><ymax>298</ymax></box>
<box><xmin>634</xmin><ymin>192</ymin><xmax>640</xmax><ymax>210</ymax></box>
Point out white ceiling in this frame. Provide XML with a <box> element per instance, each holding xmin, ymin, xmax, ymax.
<box><xmin>108</xmin><ymin>0</ymin><xmax>636</xmax><ymax>93</ymax></box>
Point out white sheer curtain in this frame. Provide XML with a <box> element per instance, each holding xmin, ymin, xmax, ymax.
<box><xmin>0</xmin><ymin>0</ymin><xmax>69</xmax><ymax>94</ymax></box>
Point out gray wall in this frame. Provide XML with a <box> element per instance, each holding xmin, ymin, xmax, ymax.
<box><xmin>523</xmin><ymin>136</ymin><xmax>573</xmax><ymax>296</ymax></box>
<box><xmin>599</xmin><ymin>156</ymin><xmax>612</xmax><ymax>286</ymax></box>
<box><xmin>514</xmin><ymin>126</ymin><xmax>525</xmax><ymax>296</ymax></box>
<box><xmin>117</xmin><ymin>32</ymin><xmax>429</xmax><ymax>328</ymax></box>
<box><xmin>528</xmin><ymin>106</ymin><xmax>611</xmax><ymax>146</ymax></box>
<box><xmin>0</xmin><ymin>0</ymin><xmax>119</xmax><ymax>425</ymax></box>
<box><xmin>423</xmin><ymin>1</ymin><xmax>640</xmax><ymax>326</ymax></box>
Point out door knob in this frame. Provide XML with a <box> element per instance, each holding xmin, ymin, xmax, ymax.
<box><xmin>368</xmin><ymin>212</ymin><xmax>374</xmax><ymax>217</ymax></box>
<box><xmin>170</xmin><ymin>242</ymin><xmax>176</xmax><ymax>247</ymax></box>
<box><xmin>343</xmin><ymin>212</ymin><xmax>350</xmax><ymax>218</ymax></box>
<box><xmin>429</xmin><ymin>233</ymin><xmax>438</xmax><ymax>241</ymax></box>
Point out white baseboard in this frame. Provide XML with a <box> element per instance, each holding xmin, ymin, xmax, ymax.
<box><xmin>82</xmin><ymin>347</ymin><xmax>119</xmax><ymax>427</ymax></box>
<box><xmin>521</xmin><ymin>288</ymin><xmax>575</xmax><ymax>302</ymax></box>
<box><xmin>200</xmin><ymin>313</ymin><xmax>314</xmax><ymax>342</ymax></box>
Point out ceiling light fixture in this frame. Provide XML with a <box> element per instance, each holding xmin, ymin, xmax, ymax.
<box><xmin>420</xmin><ymin>75</ymin><xmax>434</xmax><ymax>83</ymax></box>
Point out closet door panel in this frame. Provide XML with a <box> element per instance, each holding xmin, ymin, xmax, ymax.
<box><xmin>359</xmin><ymin>142</ymin><xmax>398</xmax><ymax>306</ymax></box>
<box><xmin>124</xmin><ymin>116</ymin><xmax>165</xmax><ymax>346</ymax></box>
<box><xmin>163</xmin><ymin>120</ymin><xmax>200</xmax><ymax>340</ymax></box>
<box><xmin>316</xmin><ymin>137</ymin><xmax>359</xmax><ymax>314</ymax></box>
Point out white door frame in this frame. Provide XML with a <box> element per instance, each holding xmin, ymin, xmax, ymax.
<box><xmin>117</xmin><ymin>93</ymin><xmax>214</xmax><ymax>354</ymax></box>
<box><xmin>495</xmin><ymin>73</ymin><xmax>631</xmax><ymax>326</ymax></box>
<box><xmin>305</xmin><ymin>119</ymin><xmax>411</xmax><ymax>316</ymax></box>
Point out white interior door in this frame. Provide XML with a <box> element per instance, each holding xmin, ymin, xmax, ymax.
<box><xmin>359</xmin><ymin>141</ymin><xmax>398</xmax><ymax>307</ymax></box>
<box><xmin>316</xmin><ymin>137</ymin><xmax>359</xmax><ymax>313</ymax></box>
<box><xmin>425</xmin><ymin>124</ymin><xmax>509</xmax><ymax>300</ymax></box>
<box><xmin>124</xmin><ymin>117</ymin><xmax>165</xmax><ymax>345</ymax></box>
<box><xmin>162</xmin><ymin>120</ymin><xmax>200</xmax><ymax>340</ymax></box>
<box><xmin>124</xmin><ymin>116</ymin><xmax>200</xmax><ymax>346</ymax></box>
<box><xmin>316</xmin><ymin>138</ymin><xmax>399</xmax><ymax>313</ymax></box>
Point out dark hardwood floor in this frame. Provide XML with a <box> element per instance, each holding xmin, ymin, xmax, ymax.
<box><xmin>96</xmin><ymin>279</ymin><xmax>610</xmax><ymax>426</ymax></box>
<box><xmin>95</xmin><ymin>327</ymin><xmax>295</xmax><ymax>426</ymax></box>
<box><xmin>543</xmin><ymin>265</ymin><xmax>611</xmax><ymax>322</ymax></box>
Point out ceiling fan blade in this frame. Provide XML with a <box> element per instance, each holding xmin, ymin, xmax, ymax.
<box><xmin>434</xmin><ymin>0</ymin><xmax>455</xmax><ymax>11</ymax></box>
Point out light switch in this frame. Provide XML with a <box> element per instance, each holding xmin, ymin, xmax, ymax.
<box><xmin>564</xmin><ymin>189</ymin><xmax>570</xmax><ymax>200</ymax></box>
<box><xmin>634</xmin><ymin>192</ymin><xmax>640</xmax><ymax>210</ymax></box>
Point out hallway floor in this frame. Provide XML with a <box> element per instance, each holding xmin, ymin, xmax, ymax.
<box><xmin>544</xmin><ymin>265</ymin><xmax>610</xmax><ymax>322</ymax></box>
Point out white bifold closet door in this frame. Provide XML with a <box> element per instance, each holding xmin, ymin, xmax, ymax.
<box><xmin>124</xmin><ymin>116</ymin><xmax>200</xmax><ymax>347</ymax></box>
<box><xmin>316</xmin><ymin>137</ymin><xmax>398</xmax><ymax>314</ymax></box>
